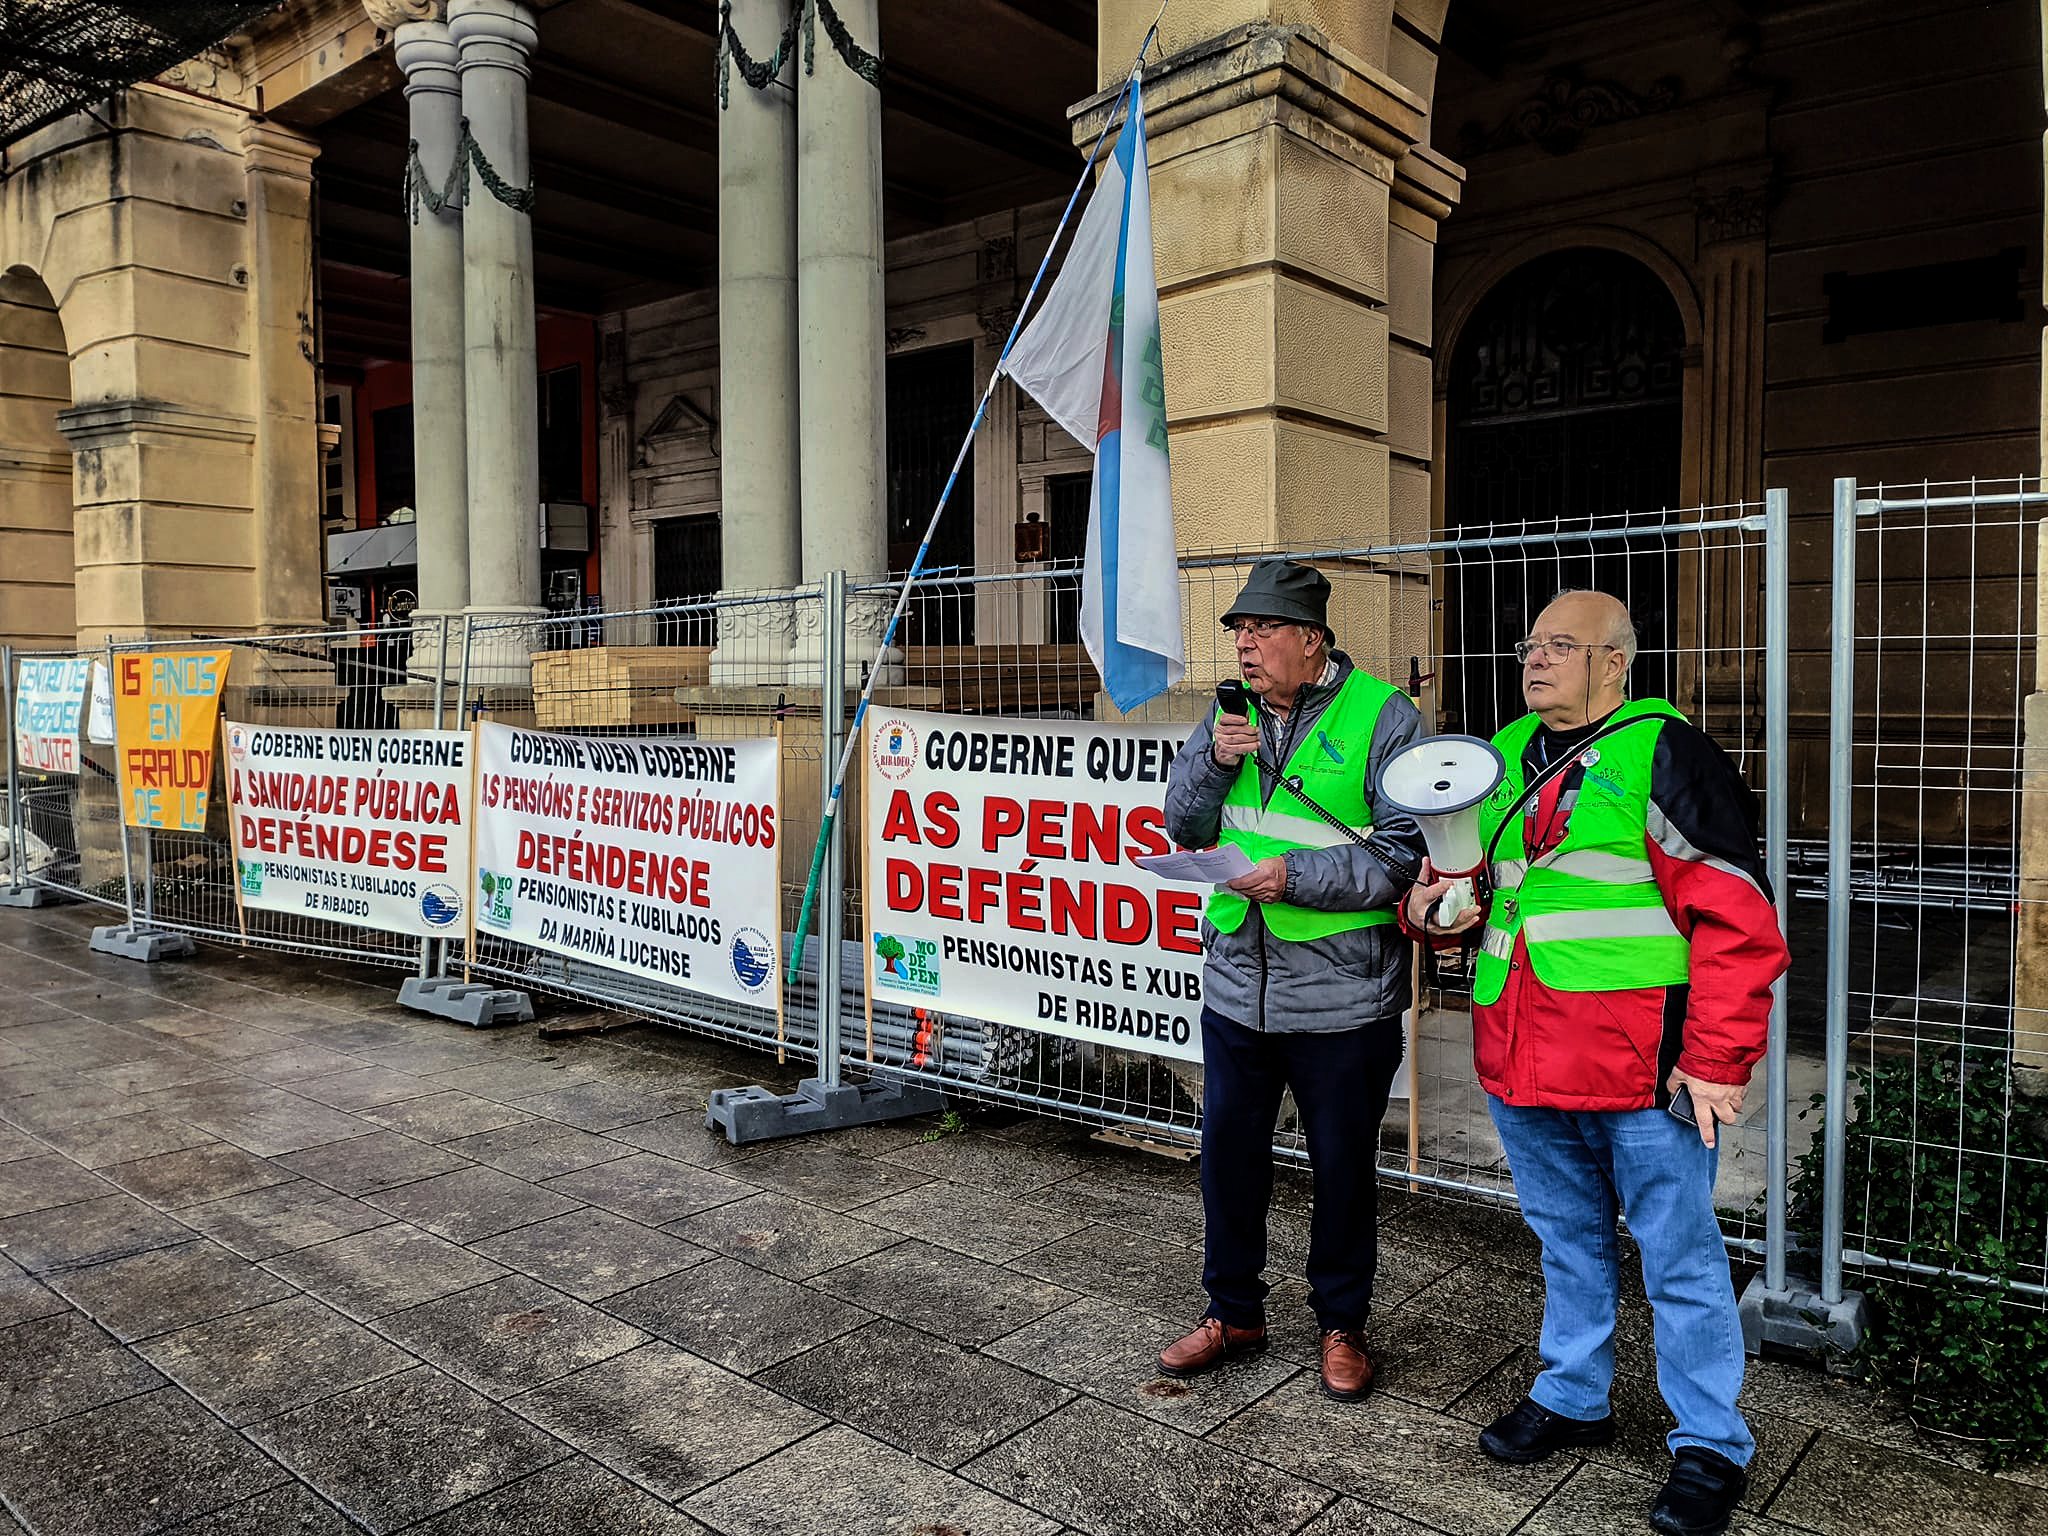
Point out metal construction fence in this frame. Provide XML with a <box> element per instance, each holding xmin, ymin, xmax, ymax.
<box><xmin>2</xmin><ymin>478</ymin><xmax>2043</xmax><ymax>1329</ymax></box>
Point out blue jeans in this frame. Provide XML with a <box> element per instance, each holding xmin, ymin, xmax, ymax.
<box><xmin>1487</xmin><ymin>1097</ymin><xmax>1755</xmax><ymax>1466</ymax></box>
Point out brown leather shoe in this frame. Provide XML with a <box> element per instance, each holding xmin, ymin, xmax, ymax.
<box><xmin>1157</xmin><ymin>1317</ymin><xmax>1267</xmax><ymax>1379</ymax></box>
<box><xmin>1319</xmin><ymin>1328</ymin><xmax>1374</xmax><ymax>1401</ymax></box>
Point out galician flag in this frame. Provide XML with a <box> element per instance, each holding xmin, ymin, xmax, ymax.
<box><xmin>1000</xmin><ymin>72</ymin><xmax>1183</xmax><ymax>712</ymax></box>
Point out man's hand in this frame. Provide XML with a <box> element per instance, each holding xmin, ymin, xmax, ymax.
<box><xmin>1405</xmin><ymin>858</ymin><xmax>1484</xmax><ymax>936</ymax></box>
<box><xmin>1213</xmin><ymin>712</ymin><xmax>1259</xmax><ymax>768</ymax></box>
<box><xmin>1668</xmin><ymin>1068</ymin><xmax>1745</xmax><ymax>1149</ymax></box>
<box><xmin>1225</xmin><ymin>855</ymin><xmax>1289</xmax><ymax>904</ymax></box>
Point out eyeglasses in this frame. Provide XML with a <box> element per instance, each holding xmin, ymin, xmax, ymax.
<box><xmin>1514</xmin><ymin>637</ymin><xmax>1618</xmax><ymax>664</ymax></box>
<box><xmin>1225</xmin><ymin>619</ymin><xmax>1295</xmax><ymax>639</ymax></box>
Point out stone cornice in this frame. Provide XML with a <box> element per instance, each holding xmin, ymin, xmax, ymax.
<box><xmin>1069</xmin><ymin>24</ymin><xmax>1429</xmax><ymax>166</ymax></box>
<box><xmin>56</xmin><ymin>401</ymin><xmax>257</xmax><ymax>447</ymax></box>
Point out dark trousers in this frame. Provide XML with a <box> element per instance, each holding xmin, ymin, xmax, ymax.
<box><xmin>1199</xmin><ymin>1007</ymin><xmax>1405</xmax><ymax>1332</ymax></box>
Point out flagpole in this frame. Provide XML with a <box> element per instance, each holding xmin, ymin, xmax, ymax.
<box><xmin>786</xmin><ymin>8</ymin><xmax>1170</xmax><ymax>986</ymax></box>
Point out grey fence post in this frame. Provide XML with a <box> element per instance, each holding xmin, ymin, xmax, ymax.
<box><xmin>1821</xmin><ymin>477</ymin><xmax>1860</xmax><ymax>1309</ymax></box>
<box><xmin>1</xmin><ymin>644</ymin><xmax>29</xmax><ymax>902</ymax></box>
<box><xmin>1738</xmin><ymin>484</ymin><xmax>1866</xmax><ymax>1356</ymax></box>
<box><xmin>419</xmin><ymin>613</ymin><xmax>453</xmax><ymax>981</ymax></box>
<box><xmin>704</xmin><ymin>573</ymin><xmax>943</xmax><ymax>1144</ymax></box>
<box><xmin>90</xmin><ymin>637</ymin><xmax>192</xmax><ymax>961</ymax></box>
<box><xmin>1763</xmin><ymin>486</ymin><xmax>1791</xmax><ymax>1294</ymax></box>
<box><xmin>397</xmin><ymin>613</ymin><xmax>532</xmax><ymax>1026</ymax></box>
<box><xmin>816</xmin><ymin>570</ymin><xmax>847</xmax><ymax>1091</ymax></box>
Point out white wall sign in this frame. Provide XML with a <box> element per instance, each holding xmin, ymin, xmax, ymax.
<box><xmin>13</xmin><ymin>657</ymin><xmax>90</xmax><ymax>774</ymax></box>
<box><xmin>473</xmin><ymin>722</ymin><xmax>782</xmax><ymax>1008</ymax></box>
<box><xmin>863</xmin><ymin>709</ymin><xmax>1207</xmax><ymax>1062</ymax></box>
<box><xmin>224</xmin><ymin>722</ymin><xmax>474</xmax><ymax>937</ymax></box>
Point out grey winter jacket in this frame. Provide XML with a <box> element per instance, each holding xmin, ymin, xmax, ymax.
<box><xmin>1163</xmin><ymin>653</ymin><xmax>1426</xmax><ymax>1033</ymax></box>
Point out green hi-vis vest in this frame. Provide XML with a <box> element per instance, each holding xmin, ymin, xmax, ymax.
<box><xmin>1470</xmin><ymin>698</ymin><xmax>1693</xmax><ymax>1007</ymax></box>
<box><xmin>1206</xmin><ymin>668</ymin><xmax>1399</xmax><ymax>941</ymax></box>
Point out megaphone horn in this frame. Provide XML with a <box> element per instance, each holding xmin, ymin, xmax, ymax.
<box><xmin>1374</xmin><ymin>734</ymin><xmax>1506</xmax><ymax>881</ymax></box>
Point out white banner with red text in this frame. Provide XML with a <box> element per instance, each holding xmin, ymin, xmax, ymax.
<box><xmin>224</xmin><ymin>722</ymin><xmax>473</xmax><ymax>937</ymax></box>
<box><xmin>472</xmin><ymin>722</ymin><xmax>782</xmax><ymax>1009</ymax></box>
<box><xmin>863</xmin><ymin>709</ymin><xmax>1207</xmax><ymax>1062</ymax></box>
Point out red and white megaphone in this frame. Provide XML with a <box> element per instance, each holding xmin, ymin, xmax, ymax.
<box><xmin>1376</xmin><ymin>734</ymin><xmax>1506</xmax><ymax>925</ymax></box>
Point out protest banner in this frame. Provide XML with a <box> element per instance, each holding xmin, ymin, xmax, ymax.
<box><xmin>87</xmin><ymin>661</ymin><xmax>114</xmax><ymax>745</ymax></box>
<box><xmin>112</xmin><ymin>650</ymin><xmax>230</xmax><ymax>829</ymax></box>
<box><xmin>222</xmin><ymin>722</ymin><xmax>473</xmax><ymax>937</ymax></box>
<box><xmin>12</xmin><ymin>657</ymin><xmax>90</xmax><ymax>774</ymax></box>
<box><xmin>863</xmin><ymin>708</ymin><xmax>1207</xmax><ymax>1062</ymax></box>
<box><xmin>472</xmin><ymin>722</ymin><xmax>782</xmax><ymax>1007</ymax></box>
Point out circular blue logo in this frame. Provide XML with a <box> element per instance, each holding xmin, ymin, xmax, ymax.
<box><xmin>420</xmin><ymin>884</ymin><xmax>464</xmax><ymax>928</ymax></box>
<box><xmin>729</xmin><ymin>927</ymin><xmax>773</xmax><ymax>993</ymax></box>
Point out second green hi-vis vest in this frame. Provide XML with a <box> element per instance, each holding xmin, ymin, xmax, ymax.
<box><xmin>1206</xmin><ymin>668</ymin><xmax>1399</xmax><ymax>941</ymax></box>
<box><xmin>1471</xmin><ymin>698</ymin><xmax>1693</xmax><ymax>1007</ymax></box>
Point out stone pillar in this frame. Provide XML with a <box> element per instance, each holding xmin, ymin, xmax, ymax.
<box><xmin>714</xmin><ymin>0</ymin><xmax>803</xmax><ymax>685</ymax></box>
<box><xmin>394</xmin><ymin>14</ymin><xmax>470</xmax><ymax>678</ymax></box>
<box><xmin>450</xmin><ymin>0</ymin><xmax>544</xmax><ymax>679</ymax></box>
<box><xmin>1086</xmin><ymin>3</ymin><xmax>1441</xmax><ymax>690</ymax></box>
<box><xmin>239</xmin><ymin>121</ymin><xmax>327</xmax><ymax>633</ymax></box>
<box><xmin>794</xmin><ymin>0</ymin><xmax>897</xmax><ymax>685</ymax></box>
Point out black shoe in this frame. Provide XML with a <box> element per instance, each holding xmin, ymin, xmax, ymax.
<box><xmin>1649</xmin><ymin>1447</ymin><xmax>1748</xmax><ymax>1535</ymax></box>
<box><xmin>1478</xmin><ymin>1395</ymin><xmax>1618</xmax><ymax>1464</ymax></box>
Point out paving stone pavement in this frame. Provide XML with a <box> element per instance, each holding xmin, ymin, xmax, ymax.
<box><xmin>0</xmin><ymin>904</ymin><xmax>2042</xmax><ymax>1535</ymax></box>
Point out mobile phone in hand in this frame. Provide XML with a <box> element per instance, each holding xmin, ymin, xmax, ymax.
<box><xmin>1666</xmin><ymin>1082</ymin><xmax>1697</xmax><ymax>1125</ymax></box>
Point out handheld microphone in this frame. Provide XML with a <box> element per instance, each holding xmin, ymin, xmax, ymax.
<box><xmin>1215</xmin><ymin>679</ymin><xmax>1250</xmax><ymax>719</ymax></box>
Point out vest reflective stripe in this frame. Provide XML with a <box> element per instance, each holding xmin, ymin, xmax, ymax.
<box><xmin>1207</xmin><ymin>668</ymin><xmax>1398</xmax><ymax>941</ymax></box>
<box><xmin>1471</xmin><ymin>699</ymin><xmax>1693</xmax><ymax>1004</ymax></box>
<box><xmin>1524</xmin><ymin>907</ymin><xmax>1685</xmax><ymax>942</ymax></box>
<box><xmin>1219</xmin><ymin>803</ymin><xmax>1357</xmax><ymax>851</ymax></box>
<box><xmin>1539</xmin><ymin>848</ymin><xmax>1657</xmax><ymax>883</ymax></box>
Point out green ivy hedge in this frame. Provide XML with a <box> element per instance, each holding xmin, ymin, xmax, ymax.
<box><xmin>1790</xmin><ymin>1044</ymin><xmax>2048</xmax><ymax>1469</ymax></box>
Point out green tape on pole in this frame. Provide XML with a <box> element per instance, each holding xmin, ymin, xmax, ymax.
<box><xmin>786</xmin><ymin>808</ymin><xmax>837</xmax><ymax>987</ymax></box>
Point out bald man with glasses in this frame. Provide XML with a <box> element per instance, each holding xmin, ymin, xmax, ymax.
<box><xmin>1403</xmin><ymin>589</ymin><xmax>1788</xmax><ymax>1536</ymax></box>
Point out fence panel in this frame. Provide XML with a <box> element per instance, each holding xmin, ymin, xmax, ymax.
<box><xmin>844</xmin><ymin>503</ymin><xmax>1791</xmax><ymax>1252</ymax></box>
<box><xmin>4</xmin><ymin>643</ymin><xmax>122</xmax><ymax>911</ymax></box>
<box><xmin>1831</xmin><ymin>478</ymin><xmax>2046</xmax><ymax>1305</ymax></box>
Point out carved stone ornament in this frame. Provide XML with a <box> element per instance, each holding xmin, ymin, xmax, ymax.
<box><xmin>1462</xmin><ymin>69</ymin><xmax>1681</xmax><ymax>157</ymax></box>
<box><xmin>363</xmin><ymin>0</ymin><xmax>445</xmax><ymax>26</ymax></box>
<box><xmin>978</xmin><ymin>234</ymin><xmax>1017</xmax><ymax>285</ymax></box>
<box><xmin>978</xmin><ymin>304</ymin><xmax>1019</xmax><ymax>349</ymax></box>
<box><xmin>159</xmin><ymin>48</ymin><xmax>243</xmax><ymax>98</ymax></box>
<box><xmin>634</xmin><ymin>393</ymin><xmax>718</xmax><ymax>469</ymax></box>
<box><xmin>1695</xmin><ymin>184</ymin><xmax>1767</xmax><ymax>245</ymax></box>
<box><xmin>886</xmin><ymin>325</ymin><xmax>928</xmax><ymax>350</ymax></box>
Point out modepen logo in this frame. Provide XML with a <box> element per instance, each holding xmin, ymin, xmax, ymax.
<box><xmin>872</xmin><ymin>720</ymin><xmax>918</xmax><ymax>781</ymax></box>
<box><xmin>477</xmin><ymin>868</ymin><xmax>513</xmax><ymax>928</ymax></box>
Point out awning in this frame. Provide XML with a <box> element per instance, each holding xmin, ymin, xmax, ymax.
<box><xmin>0</xmin><ymin>2</ymin><xmax>285</xmax><ymax>150</ymax></box>
<box><xmin>326</xmin><ymin>522</ymin><xmax>417</xmax><ymax>576</ymax></box>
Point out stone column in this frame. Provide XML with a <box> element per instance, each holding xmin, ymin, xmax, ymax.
<box><xmin>394</xmin><ymin>13</ymin><xmax>470</xmax><ymax>679</ymax></box>
<box><xmin>239</xmin><ymin>121</ymin><xmax>327</xmax><ymax>634</ymax></box>
<box><xmin>450</xmin><ymin>0</ymin><xmax>544</xmax><ymax>680</ymax></box>
<box><xmin>713</xmin><ymin>0</ymin><xmax>802</xmax><ymax>685</ymax></box>
<box><xmin>794</xmin><ymin>0</ymin><xmax>897</xmax><ymax>686</ymax></box>
<box><xmin>2016</xmin><ymin>515</ymin><xmax>2048</xmax><ymax>1084</ymax></box>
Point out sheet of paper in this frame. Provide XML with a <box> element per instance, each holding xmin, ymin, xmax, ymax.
<box><xmin>1132</xmin><ymin>844</ymin><xmax>1257</xmax><ymax>884</ymax></box>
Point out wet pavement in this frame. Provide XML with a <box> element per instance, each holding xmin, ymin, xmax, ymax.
<box><xmin>0</xmin><ymin>902</ymin><xmax>2041</xmax><ymax>1535</ymax></box>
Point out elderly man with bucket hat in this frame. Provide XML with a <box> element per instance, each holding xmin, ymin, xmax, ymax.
<box><xmin>1159</xmin><ymin>557</ymin><xmax>1426</xmax><ymax>1401</ymax></box>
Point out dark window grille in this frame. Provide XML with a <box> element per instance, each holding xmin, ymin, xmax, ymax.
<box><xmin>1044</xmin><ymin>473</ymin><xmax>1090</xmax><ymax>644</ymax></box>
<box><xmin>653</xmin><ymin>516</ymin><xmax>722</xmax><ymax>647</ymax></box>
<box><xmin>887</xmin><ymin>344</ymin><xmax>976</xmax><ymax>645</ymax></box>
<box><xmin>371</xmin><ymin>405</ymin><xmax>415</xmax><ymax>523</ymax></box>
<box><xmin>539</xmin><ymin>365</ymin><xmax>582</xmax><ymax>504</ymax></box>
<box><xmin>1444</xmin><ymin>249</ymin><xmax>1684</xmax><ymax>733</ymax></box>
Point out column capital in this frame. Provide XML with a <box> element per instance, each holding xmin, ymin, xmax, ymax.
<box><xmin>394</xmin><ymin>19</ymin><xmax>461</xmax><ymax>97</ymax></box>
<box><xmin>449</xmin><ymin>0</ymin><xmax>538</xmax><ymax>76</ymax></box>
<box><xmin>364</xmin><ymin>0</ymin><xmax>444</xmax><ymax>24</ymax></box>
<box><xmin>238</xmin><ymin>120</ymin><xmax>321</xmax><ymax>179</ymax></box>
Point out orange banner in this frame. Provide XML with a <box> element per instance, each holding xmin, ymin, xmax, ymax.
<box><xmin>113</xmin><ymin>650</ymin><xmax>231</xmax><ymax>830</ymax></box>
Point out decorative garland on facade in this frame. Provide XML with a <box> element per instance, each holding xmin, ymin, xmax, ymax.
<box><xmin>717</xmin><ymin>0</ymin><xmax>880</xmax><ymax>110</ymax></box>
<box><xmin>403</xmin><ymin>117</ymin><xmax>536</xmax><ymax>223</ymax></box>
